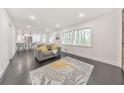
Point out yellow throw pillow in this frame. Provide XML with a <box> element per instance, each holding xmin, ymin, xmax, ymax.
<box><xmin>36</xmin><ymin>45</ymin><xmax>48</xmax><ymax>53</ymax></box>
<box><xmin>51</xmin><ymin>45</ymin><xmax>58</xmax><ymax>50</ymax></box>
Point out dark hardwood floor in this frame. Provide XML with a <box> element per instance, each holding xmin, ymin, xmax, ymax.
<box><xmin>1</xmin><ymin>51</ymin><xmax>124</xmax><ymax>85</ymax></box>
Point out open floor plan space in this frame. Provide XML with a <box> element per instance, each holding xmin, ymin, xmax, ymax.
<box><xmin>0</xmin><ymin>8</ymin><xmax>124</xmax><ymax>85</ymax></box>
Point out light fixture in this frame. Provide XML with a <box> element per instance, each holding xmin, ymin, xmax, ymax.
<box><xmin>30</xmin><ymin>16</ymin><xmax>36</xmax><ymax>19</ymax></box>
<box><xmin>79</xmin><ymin>13</ymin><xmax>84</xmax><ymax>17</ymax></box>
<box><xmin>27</xmin><ymin>25</ymin><xmax>31</xmax><ymax>28</ymax></box>
<box><xmin>56</xmin><ymin>24</ymin><xmax>60</xmax><ymax>28</ymax></box>
<box><xmin>46</xmin><ymin>29</ymin><xmax>49</xmax><ymax>32</ymax></box>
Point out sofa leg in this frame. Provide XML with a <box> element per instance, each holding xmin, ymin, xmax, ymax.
<box><xmin>58</xmin><ymin>55</ymin><xmax>61</xmax><ymax>58</ymax></box>
<box><xmin>35</xmin><ymin>57</ymin><xmax>39</xmax><ymax>62</ymax></box>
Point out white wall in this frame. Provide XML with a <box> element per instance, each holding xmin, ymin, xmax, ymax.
<box><xmin>59</xmin><ymin>9</ymin><xmax>122</xmax><ymax>67</ymax></box>
<box><xmin>8</xmin><ymin>20</ymin><xmax>17</xmax><ymax>59</ymax></box>
<box><xmin>0</xmin><ymin>9</ymin><xmax>16</xmax><ymax>79</ymax></box>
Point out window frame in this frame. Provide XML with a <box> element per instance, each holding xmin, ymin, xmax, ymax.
<box><xmin>62</xmin><ymin>31</ymin><xmax>73</xmax><ymax>45</ymax></box>
<box><xmin>61</xmin><ymin>25</ymin><xmax>93</xmax><ymax>48</ymax></box>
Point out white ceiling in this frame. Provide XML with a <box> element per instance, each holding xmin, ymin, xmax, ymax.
<box><xmin>6</xmin><ymin>8</ymin><xmax>114</xmax><ymax>34</ymax></box>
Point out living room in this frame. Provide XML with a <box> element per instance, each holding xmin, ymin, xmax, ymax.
<box><xmin>0</xmin><ymin>8</ymin><xmax>123</xmax><ymax>85</ymax></box>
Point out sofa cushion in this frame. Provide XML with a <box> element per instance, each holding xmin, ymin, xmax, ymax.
<box><xmin>47</xmin><ymin>45</ymin><xmax>52</xmax><ymax>50</ymax></box>
<box><xmin>51</xmin><ymin>44</ymin><xmax>58</xmax><ymax>50</ymax></box>
<box><xmin>37</xmin><ymin>45</ymin><xmax>48</xmax><ymax>53</ymax></box>
<box><xmin>42</xmin><ymin>51</ymin><xmax>52</xmax><ymax>57</ymax></box>
<box><xmin>52</xmin><ymin>49</ymin><xmax>58</xmax><ymax>54</ymax></box>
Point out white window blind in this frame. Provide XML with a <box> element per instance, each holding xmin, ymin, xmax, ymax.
<box><xmin>62</xmin><ymin>26</ymin><xmax>92</xmax><ymax>47</ymax></box>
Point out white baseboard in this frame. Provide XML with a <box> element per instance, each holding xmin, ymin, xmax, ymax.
<box><xmin>0</xmin><ymin>60</ymin><xmax>9</xmax><ymax>79</ymax></box>
<box><xmin>62</xmin><ymin>50</ymin><xmax>121</xmax><ymax>68</ymax></box>
<box><xmin>9</xmin><ymin>49</ymin><xmax>17</xmax><ymax>59</ymax></box>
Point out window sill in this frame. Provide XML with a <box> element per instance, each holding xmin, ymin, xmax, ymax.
<box><xmin>61</xmin><ymin>44</ymin><xmax>92</xmax><ymax>48</ymax></box>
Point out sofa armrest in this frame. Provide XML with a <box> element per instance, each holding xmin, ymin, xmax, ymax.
<box><xmin>57</xmin><ymin>47</ymin><xmax>61</xmax><ymax>53</ymax></box>
<box><xmin>34</xmin><ymin>49</ymin><xmax>43</xmax><ymax>61</ymax></box>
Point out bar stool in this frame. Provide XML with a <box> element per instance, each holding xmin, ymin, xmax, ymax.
<box><xmin>17</xmin><ymin>43</ymin><xmax>25</xmax><ymax>52</ymax></box>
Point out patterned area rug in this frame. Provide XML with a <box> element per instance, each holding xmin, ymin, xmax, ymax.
<box><xmin>30</xmin><ymin>57</ymin><xmax>94</xmax><ymax>85</ymax></box>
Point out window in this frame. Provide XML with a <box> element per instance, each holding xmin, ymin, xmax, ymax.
<box><xmin>41</xmin><ymin>34</ymin><xmax>46</xmax><ymax>43</ymax></box>
<box><xmin>32</xmin><ymin>34</ymin><xmax>41</xmax><ymax>43</ymax></box>
<box><xmin>62</xmin><ymin>31</ymin><xmax>73</xmax><ymax>45</ymax></box>
<box><xmin>49</xmin><ymin>32</ymin><xmax>56</xmax><ymax>43</ymax></box>
<box><xmin>62</xmin><ymin>26</ymin><xmax>92</xmax><ymax>47</ymax></box>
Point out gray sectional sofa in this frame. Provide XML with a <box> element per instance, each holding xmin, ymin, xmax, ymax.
<box><xmin>34</xmin><ymin>44</ymin><xmax>61</xmax><ymax>62</ymax></box>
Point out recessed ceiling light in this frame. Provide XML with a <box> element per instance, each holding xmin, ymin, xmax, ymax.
<box><xmin>79</xmin><ymin>13</ymin><xmax>84</xmax><ymax>17</ymax></box>
<box><xmin>56</xmin><ymin>24</ymin><xmax>60</xmax><ymax>27</ymax></box>
<box><xmin>46</xmin><ymin>29</ymin><xmax>49</xmax><ymax>32</ymax></box>
<box><xmin>27</xmin><ymin>25</ymin><xmax>31</xmax><ymax>28</ymax></box>
<box><xmin>30</xmin><ymin>16</ymin><xmax>36</xmax><ymax>19</ymax></box>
